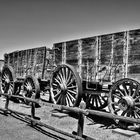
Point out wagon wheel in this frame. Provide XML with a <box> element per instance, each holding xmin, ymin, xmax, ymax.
<box><xmin>1</xmin><ymin>66</ymin><xmax>15</xmax><ymax>95</ymax></box>
<box><xmin>23</xmin><ymin>75</ymin><xmax>40</xmax><ymax>105</ymax></box>
<box><xmin>108</xmin><ymin>78</ymin><xmax>140</xmax><ymax>127</ymax></box>
<box><xmin>87</xmin><ymin>91</ymin><xmax>108</xmax><ymax>110</ymax></box>
<box><xmin>50</xmin><ymin>64</ymin><xmax>83</xmax><ymax>107</ymax></box>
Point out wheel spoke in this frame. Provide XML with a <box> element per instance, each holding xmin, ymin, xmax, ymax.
<box><xmin>52</xmin><ymin>83</ymin><xmax>58</xmax><ymax>87</ymax></box>
<box><xmin>101</xmin><ymin>96</ymin><xmax>107</xmax><ymax>103</ymax></box>
<box><xmin>66</xmin><ymin>94</ymin><xmax>73</xmax><ymax>106</ymax></box>
<box><xmin>134</xmin><ymin>96</ymin><xmax>140</xmax><ymax>102</ymax></box>
<box><xmin>54</xmin><ymin>77</ymin><xmax>62</xmax><ymax>85</ymax></box>
<box><xmin>121</xmin><ymin>110</ymin><xmax>127</xmax><ymax>116</ymax></box>
<box><xmin>65</xmin><ymin>67</ymin><xmax>68</xmax><ymax>83</ymax></box>
<box><xmin>94</xmin><ymin>97</ymin><xmax>98</xmax><ymax>108</ymax></box>
<box><xmin>67</xmin><ymin>85</ymin><xmax>77</xmax><ymax>90</ymax></box>
<box><xmin>67</xmin><ymin>92</ymin><xmax>76</xmax><ymax>101</ymax></box>
<box><xmin>67</xmin><ymin>89</ymin><xmax>77</xmax><ymax>95</ymax></box>
<box><xmin>132</xmin><ymin>85</ymin><xmax>139</xmax><ymax>98</ymax></box>
<box><xmin>134</xmin><ymin>111</ymin><xmax>140</xmax><ymax>118</ymax></box>
<box><xmin>54</xmin><ymin>90</ymin><xmax>61</xmax><ymax>99</ymax></box>
<box><xmin>97</xmin><ymin>96</ymin><xmax>102</xmax><ymax>107</ymax></box>
<box><xmin>56</xmin><ymin>94</ymin><xmax>62</xmax><ymax>104</ymax></box>
<box><xmin>122</xmin><ymin>82</ymin><xmax>128</xmax><ymax>96</ymax></box>
<box><xmin>58</xmin><ymin>71</ymin><xmax>64</xmax><ymax>82</ymax></box>
<box><xmin>61</xmin><ymin>67</ymin><xmax>66</xmax><ymax>81</ymax></box>
<box><xmin>129</xmin><ymin>81</ymin><xmax>134</xmax><ymax>96</ymax></box>
<box><xmin>113</xmin><ymin>93</ymin><xmax>121</xmax><ymax>99</ymax></box>
<box><xmin>114</xmin><ymin>108</ymin><xmax>121</xmax><ymax>114</ymax></box>
<box><xmin>67</xmin><ymin>78</ymin><xmax>75</xmax><ymax>87</ymax></box>
<box><xmin>66</xmin><ymin>70</ymin><xmax>72</xmax><ymax>85</ymax></box>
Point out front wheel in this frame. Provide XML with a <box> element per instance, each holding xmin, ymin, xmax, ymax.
<box><xmin>50</xmin><ymin>64</ymin><xmax>83</xmax><ymax>107</ymax></box>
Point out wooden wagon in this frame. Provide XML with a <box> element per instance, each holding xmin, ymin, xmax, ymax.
<box><xmin>1</xmin><ymin>46</ymin><xmax>54</xmax><ymax>102</ymax></box>
<box><xmin>51</xmin><ymin>28</ymin><xmax>140</xmax><ymax>125</ymax></box>
<box><xmin>1</xmin><ymin>29</ymin><xmax>140</xmax><ymax>127</ymax></box>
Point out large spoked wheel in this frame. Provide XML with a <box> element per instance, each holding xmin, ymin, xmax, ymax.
<box><xmin>50</xmin><ymin>64</ymin><xmax>83</xmax><ymax>107</ymax></box>
<box><xmin>108</xmin><ymin>78</ymin><xmax>140</xmax><ymax>127</ymax></box>
<box><xmin>87</xmin><ymin>91</ymin><xmax>108</xmax><ymax>110</ymax></box>
<box><xmin>23</xmin><ymin>75</ymin><xmax>40</xmax><ymax>105</ymax></box>
<box><xmin>1</xmin><ymin>66</ymin><xmax>15</xmax><ymax>95</ymax></box>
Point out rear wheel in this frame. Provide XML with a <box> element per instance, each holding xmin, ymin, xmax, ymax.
<box><xmin>87</xmin><ymin>91</ymin><xmax>108</xmax><ymax>110</ymax></box>
<box><xmin>108</xmin><ymin>78</ymin><xmax>140</xmax><ymax>127</ymax></box>
<box><xmin>23</xmin><ymin>75</ymin><xmax>40</xmax><ymax>105</ymax></box>
<box><xmin>50</xmin><ymin>64</ymin><xmax>83</xmax><ymax>107</ymax></box>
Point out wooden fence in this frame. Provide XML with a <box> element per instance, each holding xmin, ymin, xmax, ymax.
<box><xmin>0</xmin><ymin>93</ymin><xmax>140</xmax><ymax>140</ymax></box>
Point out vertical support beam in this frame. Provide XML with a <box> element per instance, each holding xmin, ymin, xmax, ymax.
<box><xmin>110</xmin><ymin>34</ymin><xmax>114</xmax><ymax>82</ymax></box>
<box><xmin>95</xmin><ymin>36</ymin><xmax>99</xmax><ymax>81</ymax></box>
<box><xmin>62</xmin><ymin>42</ymin><xmax>66</xmax><ymax>64</ymax></box>
<box><xmin>78</xmin><ymin>40</ymin><xmax>82</xmax><ymax>79</ymax></box>
<box><xmin>76</xmin><ymin>100</ymin><xmax>86</xmax><ymax>139</ymax></box>
<box><xmin>33</xmin><ymin>49</ymin><xmax>37</xmax><ymax>76</ymax></box>
<box><xmin>123</xmin><ymin>31</ymin><xmax>129</xmax><ymax>78</ymax></box>
<box><xmin>125</xmin><ymin>31</ymin><xmax>129</xmax><ymax>78</ymax></box>
<box><xmin>52</xmin><ymin>44</ymin><xmax>56</xmax><ymax>65</ymax></box>
<box><xmin>98</xmin><ymin>36</ymin><xmax>101</xmax><ymax>81</ymax></box>
<box><xmin>42</xmin><ymin>48</ymin><xmax>47</xmax><ymax>79</ymax></box>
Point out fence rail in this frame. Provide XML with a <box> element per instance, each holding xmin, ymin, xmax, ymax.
<box><xmin>0</xmin><ymin>92</ymin><xmax>140</xmax><ymax>139</ymax></box>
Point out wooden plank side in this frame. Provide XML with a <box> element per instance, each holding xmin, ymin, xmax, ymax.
<box><xmin>43</xmin><ymin>49</ymin><xmax>54</xmax><ymax>80</ymax></box>
<box><xmin>3</xmin><ymin>46</ymin><xmax>47</xmax><ymax>79</ymax></box>
<box><xmin>113</xmin><ymin>32</ymin><xmax>125</xmax><ymax>82</ymax></box>
<box><xmin>53</xmin><ymin>43</ymin><xmax>63</xmax><ymax>65</ymax></box>
<box><xmin>100</xmin><ymin>34</ymin><xmax>112</xmax><ymax>65</ymax></box>
<box><xmin>81</xmin><ymin>37</ymin><xmax>97</xmax><ymax>81</ymax></box>
<box><xmin>127</xmin><ymin>29</ymin><xmax>140</xmax><ymax>81</ymax></box>
<box><xmin>66</xmin><ymin>40</ymin><xmax>79</xmax><ymax>71</ymax></box>
<box><xmin>98</xmin><ymin>34</ymin><xmax>112</xmax><ymax>82</ymax></box>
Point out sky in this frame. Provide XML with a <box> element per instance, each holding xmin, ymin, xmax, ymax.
<box><xmin>0</xmin><ymin>0</ymin><xmax>140</xmax><ymax>59</ymax></box>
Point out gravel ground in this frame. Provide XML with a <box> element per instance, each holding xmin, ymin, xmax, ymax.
<box><xmin>0</xmin><ymin>96</ymin><xmax>140</xmax><ymax>140</ymax></box>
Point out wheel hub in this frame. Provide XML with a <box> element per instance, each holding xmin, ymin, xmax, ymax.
<box><xmin>118</xmin><ymin>96</ymin><xmax>134</xmax><ymax>111</ymax></box>
<box><xmin>26</xmin><ymin>84</ymin><xmax>32</xmax><ymax>92</ymax></box>
<box><xmin>60</xmin><ymin>83</ymin><xmax>67</xmax><ymax>94</ymax></box>
<box><xmin>5</xmin><ymin>77</ymin><xmax>10</xmax><ymax>84</ymax></box>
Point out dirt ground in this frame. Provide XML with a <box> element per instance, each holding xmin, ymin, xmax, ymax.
<box><xmin>0</xmin><ymin>96</ymin><xmax>140</xmax><ymax>140</ymax></box>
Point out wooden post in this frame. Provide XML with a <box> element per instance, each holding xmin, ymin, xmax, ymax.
<box><xmin>4</xmin><ymin>95</ymin><xmax>9</xmax><ymax>115</ymax></box>
<box><xmin>30</xmin><ymin>93</ymin><xmax>36</xmax><ymax>126</ymax></box>
<box><xmin>76</xmin><ymin>100</ymin><xmax>86</xmax><ymax>139</ymax></box>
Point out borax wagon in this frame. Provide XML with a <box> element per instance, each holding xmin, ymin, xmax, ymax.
<box><xmin>1</xmin><ymin>29</ymin><xmax>140</xmax><ymax>127</ymax></box>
